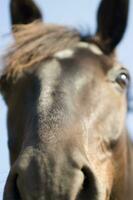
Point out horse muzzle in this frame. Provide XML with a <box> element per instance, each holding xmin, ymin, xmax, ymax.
<box><xmin>3</xmin><ymin>147</ymin><xmax>98</xmax><ymax>200</ymax></box>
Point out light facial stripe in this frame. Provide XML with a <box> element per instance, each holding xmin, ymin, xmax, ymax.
<box><xmin>77</xmin><ymin>42</ymin><xmax>103</xmax><ymax>55</ymax></box>
<box><xmin>38</xmin><ymin>60</ymin><xmax>61</xmax><ymax>114</ymax></box>
<box><xmin>54</xmin><ymin>49</ymin><xmax>74</xmax><ymax>59</ymax></box>
<box><xmin>54</xmin><ymin>42</ymin><xmax>103</xmax><ymax>60</ymax></box>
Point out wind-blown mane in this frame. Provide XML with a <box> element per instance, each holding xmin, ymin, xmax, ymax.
<box><xmin>4</xmin><ymin>21</ymin><xmax>81</xmax><ymax>78</ymax></box>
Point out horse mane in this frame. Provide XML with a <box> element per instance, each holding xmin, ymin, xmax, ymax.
<box><xmin>3</xmin><ymin>21</ymin><xmax>81</xmax><ymax>79</ymax></box>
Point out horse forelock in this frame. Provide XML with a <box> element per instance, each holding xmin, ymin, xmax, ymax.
<box><xmin>2</xmin><ymin>21</ymin><xmax>82</xmax><ymax>79</ymax></box>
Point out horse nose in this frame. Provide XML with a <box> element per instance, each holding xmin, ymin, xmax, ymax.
<box><xmin>4</xmin><ymin>149</ymin><xmax>97</xmax><ymax>200</ymax></box>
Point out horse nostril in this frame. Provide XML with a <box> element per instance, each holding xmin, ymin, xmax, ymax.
<box><xmin>3</xmin><ymin>173</ymin><xmax>21</xmax><ymax>200</ymax></box>
<box><xmin>76</xmin><ymin>167</ymin><xmax>97</xmax><ymax>200</ymax></box>
<box><xmin>16</xmin><ymin>176</ymin><xmax>22</xmax><ymax>199</ymax></box>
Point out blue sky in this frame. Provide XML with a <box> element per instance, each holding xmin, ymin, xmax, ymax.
<box><xmin>0</xmin><ymin>0</ymin><xmax>133</xmax><ymax>199</ymax></box>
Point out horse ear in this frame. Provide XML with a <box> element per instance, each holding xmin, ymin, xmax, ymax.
<box><xmin>94</xmin><ymin>0</ymin><xmax>129</xmax><ymax>54</ymax></box>
<box><xmin>10</xmin><ymin>0</ymin><xmax>42</xmax><ymax>25</ymax></box>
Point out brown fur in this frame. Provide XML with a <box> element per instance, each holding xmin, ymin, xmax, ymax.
<box><xmin>2</xmin><ymin>0</ymin><xmax>133</xmax><ymax>199</ymax></box>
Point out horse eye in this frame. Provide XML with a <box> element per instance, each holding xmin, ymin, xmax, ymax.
<box><xmin>116</xmin><ymin>71</ymin><xmax>130</xmax><ymax>89</ymax></box>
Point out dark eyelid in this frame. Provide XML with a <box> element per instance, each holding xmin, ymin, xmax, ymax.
<box><xmin>120</xmin><ymin>67</ymin><xmax>129</xmax><ymax>73</ymax></box>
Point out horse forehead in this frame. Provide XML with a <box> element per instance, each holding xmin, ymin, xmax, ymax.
<box><xmin>54</xmin><ymin>42</ymin><xmax>103</xmax><ymax>59</ymax></box>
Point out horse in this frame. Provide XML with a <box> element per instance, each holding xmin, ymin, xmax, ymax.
<box><xmin>0</xmin><ymin>0</ymin><xmax>133</xmax><ymax>199</ymax></box>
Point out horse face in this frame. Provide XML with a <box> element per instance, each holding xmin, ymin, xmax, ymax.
<box><xmin>0</xmin><ymin>0</ymin><xmax>130</xmax><ymax>199</ymax></box>
<box><xmin>2</xmin><ymin>41</ymin><xmax>129</xmax><ymax>200</ymax></box>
